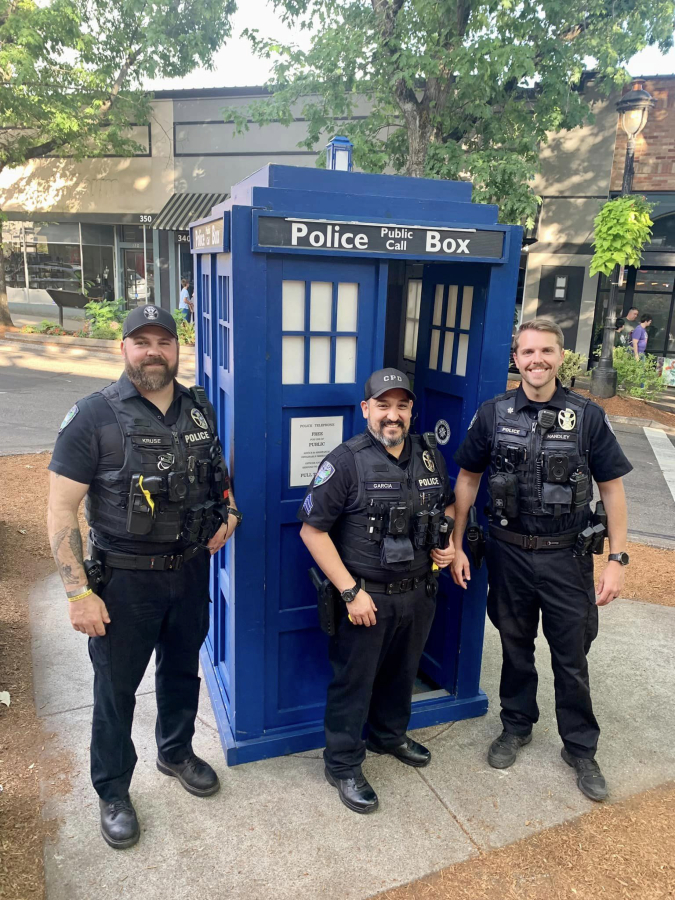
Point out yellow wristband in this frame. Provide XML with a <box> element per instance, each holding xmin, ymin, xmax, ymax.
<box><xmin>68</xmin><ymin>588</ymin><xmax>93</xmax><ymax>603</ymax></box>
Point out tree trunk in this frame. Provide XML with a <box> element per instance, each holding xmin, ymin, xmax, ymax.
<box><xmin>0</xmin><ymin>215</ymin><xmax>15</xmax><ymax>329</ymax></box>
<box><xmin>402</xmin><ymin>107</ymin><xmax>431</xmax><ymax>178</ymax></box>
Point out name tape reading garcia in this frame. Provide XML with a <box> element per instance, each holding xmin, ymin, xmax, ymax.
<box><xmin>257</xmin><ymin>217</ymin><xmax>505</xmax><ymax>260</ymax></box>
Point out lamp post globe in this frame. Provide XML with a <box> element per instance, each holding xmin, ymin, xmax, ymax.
<box><xmin>590</xmin><ymin>88</ymin><xmax>655</xmax><ymax>399</ymax></box>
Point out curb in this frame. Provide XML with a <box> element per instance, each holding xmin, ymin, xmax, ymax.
<box><xmin>607</xmin><ymin>415</ymin><xmax>675</xmax><ymax>436</ymax></box>
<box><xmin>2</xmin><ymin>331</ymin><xmax>118</xmax><ymax>351</ymax></box>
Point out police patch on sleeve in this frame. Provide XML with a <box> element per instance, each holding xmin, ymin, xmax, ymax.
<box><xmin>303</xmin><ymin>493</ymin><xmax>314</xmax><ymax>515</ymax></box>
<box><xmin>468</xmin><ymin>411</ymin><xmax>478</xmax><ymax>430</ymax></box>
<box><xmin>59</xmin><ymin>405</ymin><xmax>79</xmax><ymax>433</ymax></box>
<box><xmin>604</xmin><ymin>413</ymin><xmax>615</xmax><ymax>436</ymax></box>
<box><xmin>313</xmin><ymin>460</ymin><xmax>335</xmax><ymax>487</ymax></box>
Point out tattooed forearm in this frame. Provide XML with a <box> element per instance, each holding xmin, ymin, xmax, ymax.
<box><xmin>69</xmin><ymin>528</ymin><xmax>84</xmax><ymax>566</ymax></box>
<box><xmin>49</xmin><ymin>524</ymin><xmax>87</xmax><ymax>590</ymax></box>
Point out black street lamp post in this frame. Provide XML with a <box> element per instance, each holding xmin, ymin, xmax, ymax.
<box><xmin>590</xmin><ymin>88</ymin><xmax>656</xmax><ymax>399</ymax></box>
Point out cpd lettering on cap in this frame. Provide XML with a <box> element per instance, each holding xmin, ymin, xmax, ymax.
<box><xmin>383</xmin><ymin>374</ymin><xmax>403</xmax><ymax>383</ymax></box>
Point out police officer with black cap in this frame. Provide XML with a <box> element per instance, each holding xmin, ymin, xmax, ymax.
<box><xmin>451</xmin><ymin>318</ymin><xmax>632</xmax><ymax>802</ymax></box>
<box><xmin>47</xmin><ymin>304</ymin><xmax>242</xmax><ymax>849</ymax></box>
<box><xmin>299</xmin><ymin>368</ymin><xmax>455</xmax><ymax>814</ymax></box>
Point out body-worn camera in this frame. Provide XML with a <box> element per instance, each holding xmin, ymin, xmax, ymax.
<box><xmin>388</xmin><ymin>504</ymin><xmax>410</xmax><ymax>536</ymax></box>
<box><xmin>547</xmin><ymin>453</ymin><xmax>569</xmax><ymax>484</ymax></box>
<box><xmin>167</xmin><ymin>472</ymin><xmax>188</xmax><ymax>502</ymax></box>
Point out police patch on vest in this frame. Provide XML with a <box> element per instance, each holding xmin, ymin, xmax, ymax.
<box><xmin>558</xmin><ymin>408</ymin><xmax>577</xmax><ymax>431</ymax></box>
<box><xmin>365</xmin><ymin>481</ymin><xmax>401</xmax><ymax>490</ymax></box>
<box><xmin>191</xmin><ymin>408</ymin><xmax>208</xmax><ymax>430</ymax></box>
<box><xmin>59</xmin><ymin>405</ymin><xmax>79</xmax><ymax>432</ymax></box>
<box><xmin>497</xmin><ymin>425</ymin><xmax>526</xmax><ymax>437</ymax></box>
<box><xmin>545</xmin><ymin>432</ymin><xmax>573</xmax><ymax>441</ymax></box>
<box><xmin>303</xmin><ymin>493</ymin><xmax>313</xmax><ymax>515</ymax></box>
<box><xmin>137</xmin><ymin>436</ymin><xmax>164</xmax><ymax>445</ymax></box>
<box><xmin>417</xmin><ymin>476</ymin><xmax>441</xmax><ymax>489</ymax></box>
<box><xmin>435</xmin><ymin>419</ymin><xmax>450</xmax><ymax>445</ymax></box>
<box><xmin>604</xmin><ymin>413</ymin><xmax>615</xmax><ymax>435</ymax></box>
<box><xmin>313</xmin><ymin>460</ymin><xmax>335</xmax><ymax>487</ymax></box>
<box><xmin>157</xmin><ymin>452</ymin><xmax>174</xmax><ymax>471</ymax></box>
<box><xmin>184</xmin><ymin>430</ymin><xmax>211</xmax><ymax>445</ymax></box>
<box><xmin>422</xmin><ymin>450</ymin><xmax>436</xmax><ymax>472</ymax></box>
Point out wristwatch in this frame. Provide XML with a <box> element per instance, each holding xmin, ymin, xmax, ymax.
<box><xmin>227</xmin><ymin>507</ymin><xmax>243</xmax><ymax>527</ymax></box>
<box><xmin>608</xmin><ymin>552</ymin><xmax>630</xmax><ymax>566</ymax></box>
<box><xmin>340</xmin><ymin>583</ymin><xmax>360</xmax><ymax>603</ymax></box>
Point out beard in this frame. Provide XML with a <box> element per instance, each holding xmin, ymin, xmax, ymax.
<box><xmin>368</xmin><ymin>416</ymin><xmax>408</xmax><ymax>448</ymax></box>
<box><xmin>125</xmin><ymin>354</ymin><xmax>179</xmax><ymax>392</ymax></box>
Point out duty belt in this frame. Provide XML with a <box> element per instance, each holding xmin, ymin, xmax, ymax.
<box><xmin>488</xmin><ymin>526</ymin><xmax>579</xmax><ymax>551</ymax></box>
<box><xmin>357</xmin><ymin>574</ymin><xmax>427</xmax><ymax>595</ymax></box>
<box><xmin>92</xmin><ymin>544</ymin><xmax>206</xmax><ymax>572</ymax></box>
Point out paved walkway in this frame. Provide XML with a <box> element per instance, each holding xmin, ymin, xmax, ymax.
<box><xmin>31</xmin><ymin>573</ymin><xmax>675</xmax><ymax>900</ymax></box>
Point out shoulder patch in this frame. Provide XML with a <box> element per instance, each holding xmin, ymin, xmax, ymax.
<box><xmin>303</xmin><ymin>493</ymin><xmax>314</xmax><ymax>515</ymax></box>
<box><xmin>313</xmin><ymin>460</ymin><xmax>336</xmax><ymax>487</ymax></box>
<box><xmin>604</xmin><ymin>413</ymin><xmax>615</xmax><ymax>436</ymax></box>
<box><xmin>59</xmin><ymin>405</ymin><xmax>79</xmax><ymax>433</ymax></box>
<box><xmin>468</xmin><ymin>411</ymin><xmax>478</xmax><ymax>430</ymax></box>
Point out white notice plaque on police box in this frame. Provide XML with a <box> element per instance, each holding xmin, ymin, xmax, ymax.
<box><xmin>289</xmin><ymin>416</ymin><xmax>344</xmax><ymax>488</ymax></box>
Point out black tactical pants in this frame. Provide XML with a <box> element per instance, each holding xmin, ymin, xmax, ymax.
<box><xmin>88</xmin><ymin>551</ymin><xmax>211</xmax><ymax>801</ymax></box>
<box><xmin>324</xmin><ymin>580</ymin><xmax>436</xmax><ymax>779</ymax></box>
<box><xmin>485</xmin><ymin>538</ymin><xmax>600</xmax><ymax>758</ymax></box>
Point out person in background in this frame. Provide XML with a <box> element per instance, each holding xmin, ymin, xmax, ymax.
<box><xmin>631</xmin><ymin>314</ymin><xmax>652</xmax><ymax>360</ymax></box>
<box><xmin>614</xmin><ymin>319</ymin><xmax>627</xmax><ymax>348</ymax></box>
<box><xmin>179</xmin><ymin>278</ymin><xmax>193</xmax><ymax>323</ymax></box>
<box><xmin>622</xmin><ymin>307</ymin><xmax>639</xmax><ymax>344</ymax></box>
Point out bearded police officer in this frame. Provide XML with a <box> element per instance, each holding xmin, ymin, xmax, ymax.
<box><xmin>47</xmin><ymin>305</ymin><xmax>242</xmax><ymax>849</ymax></box>
<box><xmin>299</xmin><ymin>368</ymin><xmax>455</xmax><ymax>814</ymax></box>
<box><xmin>451</xmin><ymin>318</ymin><xmax>632</xmax><ymax>801</ymax></box>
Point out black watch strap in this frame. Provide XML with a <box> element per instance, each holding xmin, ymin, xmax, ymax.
<box><xmin>608</xmin><ymin>551</ymin><xmax>629</xmax><ymax>565</ymax></box>
<box><xmin>341</xmin><ymin>582</ymin><xmax>360</xmax><ymax>603</ymax></box>
<box><xmin>228</xmin><ymin>507</ymin><xmax>243</xmax><ymax>526</ymax></box>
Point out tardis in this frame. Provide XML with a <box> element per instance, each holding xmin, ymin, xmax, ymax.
<box><xmin>189</xmin><ymin>165</ymin><xmax>522</xmax><ymax>765</ymax></box>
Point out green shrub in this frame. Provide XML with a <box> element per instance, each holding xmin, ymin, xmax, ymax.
<box><xmin>172</xmin><ymin>309</ymin><xmax>196</xmax><ymax>346</ymax></box>
<box><xmin>84</xmin><ymin>298</ymin><xmax>129</xmax><ymax>339</ymax></box>
<box><xmin>558</xmin><ymin>351</ymin><xmax>586</xmax><ymax>387</ymax></box>
<box><xmin>612</xmin><ymin>347</ymin><xmax>664</xmax><ymax>399</ymax></box>
<box><xmin>21</xmin><ymin>319</ymin><xmax>68</xmax><ymax>336</ymax></box>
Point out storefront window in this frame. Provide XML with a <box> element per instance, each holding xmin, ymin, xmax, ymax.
<box><xmin>2</xmin><ymin>221</ymin><xmax>26</xmax><ymax>287</ymax></box>
<box><xmin>26</xmin><ymin>240</ymin><xmax>81</xmax><ymax>292</ymax></box>
<box><xmin>82</xmin><ymin>245</ymin><xmax>115</xmax><ymax>300</ymax></box>
<box><xmin>649</xmin><ymin>214</ymin><xmax>675</xmax><ymax>250</ymax></box>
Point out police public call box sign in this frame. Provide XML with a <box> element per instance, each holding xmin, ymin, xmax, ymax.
<box><xmin>190</xmin><ymin>214</ymin><xmax>230</xmax><ymax>254</ymax></box>
<box><xmin>255</xmin><ymin>215</ymin><xmax>505</xmax><ymax>261</ymax></box>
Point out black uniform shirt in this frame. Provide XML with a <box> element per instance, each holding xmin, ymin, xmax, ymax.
<box><xmin>49</xmin><ymin>373</ymin><xmax>210</xmax><ymax>554</ymax></box>
<box><xmin>297</xmin><ymin>430</ymin><xmax>454</xmax><ymax>532</ymax></box>
<box><xmin>454</xmin><ymin>380</ymin><xmax>633</xmax><ymax>535</ymax></box>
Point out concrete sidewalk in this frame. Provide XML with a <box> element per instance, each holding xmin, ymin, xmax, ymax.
<box><xmin>31</xmin><ymin>573</ymin><xmax>675</xmax><ymax>900</ymax></box>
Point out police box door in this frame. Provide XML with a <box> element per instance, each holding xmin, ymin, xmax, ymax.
<box><xmin>413</xmin><ymin>263</ymin><xmax>489</xmax><ymax>692</ymax></box>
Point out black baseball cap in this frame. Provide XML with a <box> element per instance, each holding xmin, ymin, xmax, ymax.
<box><xmin>123</xmin><ymin>304</ymin><xmax>178</xmax><ymax>339</ymax></box>
<box><xmin>364</xmin><ymin>368</ymin><xmax>416</xmax><ymax>402</ymax></box>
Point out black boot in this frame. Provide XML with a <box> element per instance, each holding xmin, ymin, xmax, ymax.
<box><xmin>99</xmin><ymin>797</ymin><xmax>140</xmax><ymax>850</ymax></box>
<box><xmin>157</xmin><ymin>754</ymin><xmax>220</xmax><ymax>797</ymax></box>
<box><xmin>325</xmin><ymin>768</ymin><xmax>379</xmax><ymax>814</ymax></box>
<box><xmin>366</xmin><ymin>736</ymin><xmax>431</xmax><ymax>768</ymax></box>
<box><xmin>487</xmin><ymin>730</ymin><xmax>532</xmax><ymax>769</ymax></box>
<box><xmin>561</xmin><ymin>748</ymin><xmax>608</xmax><ymax>801</ymax></box>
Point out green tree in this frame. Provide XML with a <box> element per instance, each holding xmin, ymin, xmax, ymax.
<box><xmin>0</xmin><ymin>0</ymin><xmax>236</xmax><ymax>327</ymax></box>
<box><xmin>227</xmin><ymin>0</ymin><xmax>674</xmax><ymax>226</ymax></box>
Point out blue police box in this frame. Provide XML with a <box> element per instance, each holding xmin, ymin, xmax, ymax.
<box><xmin>189</xmin><ymin>164</ymin><xmax>522</xmax><ymax>765</ymax></box>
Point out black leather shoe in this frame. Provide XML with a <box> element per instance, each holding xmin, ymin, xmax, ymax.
<box><xmin>325</xmin><ymin>768</ymin><xmax>379</xmax><ymax>814</ymax></box>
<box><xmin>99</xmin><ymin>797</ymin><xmax>140</xmax><ymax>850</ymax></box>
<box><xmin>562</xmin><ymin>748</ymin><xmax>608</xmax><ymax>801</ymax></box>
<box><xmin>156</xmin><ymin>754</ymin><xmax>220</xmax><ymax>797</ymax></box>
<box><xmin>487</xmin><ymin>730</ymin><xmax>532</xmax><ymax>769</ymax></box>
<box><xmin>366</xmin><ymin>736</ymin><xmax>431</xmax><ymax>768</ymax></box>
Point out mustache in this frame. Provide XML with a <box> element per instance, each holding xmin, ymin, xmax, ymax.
<box><xmin>141</xmin><ymin>357</ymin><xmax>168</xmax><ymax>367</ymax></box>
<box><xmin>381</xmin><ymin>419</ymin><xmax>405</xmax><ymax>428</ymax></box>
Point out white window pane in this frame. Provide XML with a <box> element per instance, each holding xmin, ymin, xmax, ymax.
<box><xmin>556</xmin><ymin>276</ymin><xmax>567</xmax><ymax>288</ymax></box>
<box><xmin>336</xmin><ymin>283</ymin><xmax>358</xmax><ymax>331</ymax></box>
<box><xmin>335</xmin><ymin>336</ymin><xmax>356</xmax><ymax>382</ymax></box>
<box><xmin>555</xmin><ymin>288</ymin><xmax>566</xmax><ymax>299</ymax></box>
<box><xmin>309</xmin><ymin>336</ymin><xmax>331</xmax><ymax>383</ymax></box>
<box><xmin>404</xmin><ymin>318</ymin><xmax>415</xmax><ymax>359</ymax></box>
<box><xmin>406</xmin><ymin>280</ymin><xmax>421</xmax><ymax>318</ymax></box>
<box><xmin>460</xmin><ymin>286</ymin><xmax>473</xmax><ymax>330</ymax></box>
<box><xmin>446</xmin><ymin>285</ymin><xmax>458</xmax><ymax>328</ymax></box>
<box><xmin>456</xmin><ymin>333</ymin><xmax>469</xmax><ymax>376</ymax></box>
<box><xmin>442</xmin><ymin>332</ymin><xmax>455</xmax><ymax>373</ymax></box>
<box><xmin>282</xmin><ymin>281</ymin><xmax>305</xmax><ymax>331</ymax></box>
<box><xmin>429</xmin><ymin>329</ymin><xmax>440</xmax><ymax>370</ymax></box>
<box><xmin>413</xmin><ymin>319</ymin><xmax>419</xmax><ymax>356</ymax></box>
<box><xmin>282</xmin><ymin>336</ymin><xmax>304</xmax><ymax>383</ymax></box>
<box><xmin>432</xmin><ymin>285</ymin><xmax>443</xmax><ymax>326</ymax></box>
<box><xmin>310</xmin><ymin>282</ymin><xmax>332</xmax><ymax>331</ymax></box>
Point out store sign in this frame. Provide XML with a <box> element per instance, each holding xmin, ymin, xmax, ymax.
<box><xmin>256</xmin><ymin>216</ymin><xmax>505</xmax><ymax>260</ymax></box>
<box><xmin>289</xmin><ymin>416</ymin><xmax>343</xmax><ymax>488</ymax></box>
<box><xmin>191</xmin><ymin>215</ymin><xmax>230</xmax><ymax>254</ymax></box>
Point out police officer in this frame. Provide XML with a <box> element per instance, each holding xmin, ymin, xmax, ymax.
<box><xmin>451</xmin><ymin>318</ymin><xmax>632</xmax><ymax>801</ymax></box>
<box><xmin>47</xmin><ymin>305</ymin><xmax>242</xmax><ymax>849</ymax></box>
<box><xmin>299</xmin><ymin>368</ymin><xmax>455</xmax><ymax>814</ymax></box>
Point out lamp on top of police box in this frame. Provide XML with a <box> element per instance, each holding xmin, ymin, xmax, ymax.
<box><xmin>590</xmin><ymin>85</ymin><xmax>655</xmax><ymax>400</ymax></box>
<box><xmin>326</xmin><ymin>135</ymin><xmax>354</xmax><ymax>172</ymax></box>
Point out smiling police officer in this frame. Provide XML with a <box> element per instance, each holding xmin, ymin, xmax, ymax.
<box><xmin>47</xmin><ymin>305</ymin><xmax>242</xmax><ymax>849</ymax></box>
<box><xmin>299</xmin><ymin>368</ymin><xmax>455</xmax><ymax>814</ymax></box>
<box><xmin>451</xmin><ymin>318</ymin><xmax>632</xmax><ymax>802</ymax></box>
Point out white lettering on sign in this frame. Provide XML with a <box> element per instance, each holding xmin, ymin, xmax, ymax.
<box><xmin>425</xmin><ymin>232</ymin><xmax>471</xmax><ymax>254</ymax></box>
<box><xmin>289</xmin><ymin>416</ymin><xmax>344</xmax><ymax>487</ymax></box>
<box><xmin>292</xmin><ymin>221</ymin><xmax>368</xmax><ymax>251</ymax></box>
<box><xmin>193</xmin><ymin>221</ymin><xmax>223</xmax><ymax>250</ymax></box>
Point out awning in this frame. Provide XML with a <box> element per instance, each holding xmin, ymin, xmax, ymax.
<box><xmin>153</xmin><ymin>192</ymin><xmax>228</xmax><ymax>231</ymax></box>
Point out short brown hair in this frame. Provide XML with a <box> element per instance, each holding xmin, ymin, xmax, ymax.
<box><xmin>513</xmin><ymin>317</ymin><xmax>564</xmax><ymax>352</ymax></box>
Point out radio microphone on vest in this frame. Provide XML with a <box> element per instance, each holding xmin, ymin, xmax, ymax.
<box><xmin>537</xmin><ymin>409</ymin><xmax>557</xmax><ymax>432</ymax></box>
